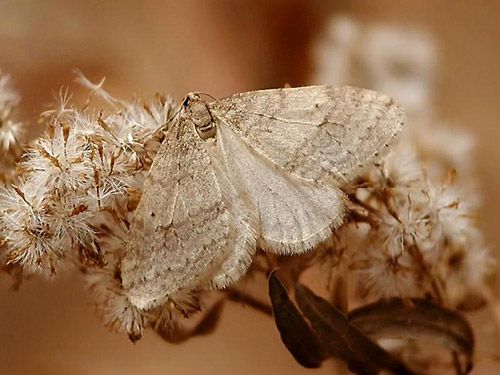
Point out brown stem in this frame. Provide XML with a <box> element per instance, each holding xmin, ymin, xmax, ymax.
<box><xmin>156</xmin><ymin>300</ymin><xmax>225</xmax><ymax>344</ymax></box>
<box><xmin>407</xmin><ymin>242</ymin><xmax>446</xmax><ymax>306</ymax></box>
<box><xmin>348</xmin><ymin>193</ymin><xmax>378</xmax><ymax>214</ymax></box>
<box><xmin>382</xmin><ymin>190</ymin><xmax>402</xmax><ymax>223</ymax></box>
<box><xmin>225</xmin><ymin>287</ymin><xmax>273</xmax><ymax>316</ymax></box>
<box><xmin>329</xmin><ymin>251</ymin><xmax>349</xmax><ymax>375</ymax></box>
<box><xmin>451</xmin><ymin>351</ymin><xmax>467</xmax><ymax>375</ymax></box>
<box><xmin>348</xmin><ymin>210</ymin><xmax>376</xmax><ymax>227</ymax></box>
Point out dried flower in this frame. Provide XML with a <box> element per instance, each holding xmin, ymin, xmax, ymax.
<box><xmin>309</xmin><ymin>16</ymin><xmax>496</xmax><ymax>373</ymax></box>
<box><xmin>0</xmin><ymin>71</ymin><xmax>25</xmax><ymax>182</ymax></box>
<box><xmin>0</xmin><ymin>18</ymin><xmax>496</xmax><ymax>373</ymax></box>
<box><xmin>313</xmin><ymin>16</ymin><xmax>436</xmax><ymax>116</ymax></box>
<box><xmin>313</xmin><ymin>16</ymin><xmax>495</xmax><ymax>309</ymax></box>
<box><xmin>0</xmin><ymin>73</ymin><xmax>174</xmax><ymax>278</ymax></box>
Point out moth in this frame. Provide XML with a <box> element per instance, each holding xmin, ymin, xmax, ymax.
<box><xmin>121</xmin><ymin>85</ymin><xmax>404</xmax><ymax>310</ymax></box>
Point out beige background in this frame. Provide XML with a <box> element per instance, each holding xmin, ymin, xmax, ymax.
<box><xmin>1</xmin><ymin>1</ymin><xmax>499</xmax><ymax>374</ymax></box>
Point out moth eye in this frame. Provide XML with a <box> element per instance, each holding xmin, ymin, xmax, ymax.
<box><xmin>182</xmin><ymin>97</ymin><xmax>190</xmax><ymax>107</ymax></box>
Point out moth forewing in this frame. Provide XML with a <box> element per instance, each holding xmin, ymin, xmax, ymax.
<box><xmin>122</xmin><ymin>117</ymin><xmax>236</xmax><ymax>310</ymax></box>
<box><xmin>209</xmin><ymin>85</ymin><xmax>404</xmax><ymax>185</ymax></box>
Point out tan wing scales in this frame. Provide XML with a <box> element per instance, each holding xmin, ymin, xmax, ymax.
<box><xmin>122</xmin><ymin>118</ymin><xmax>235</xmax><ymax>310</ymax></box>
<box><xmin>209</xmin><ymin>85</ymin><xmax>404</xmax><ymax>185</ymax></box>
<box><xmin>216</xmin><ymin>122</ymin><xmax>345</xmax><ymax>254</ymax></box>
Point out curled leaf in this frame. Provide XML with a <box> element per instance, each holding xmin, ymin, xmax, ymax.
<box><xmin>268</xmin><ymin>272</ymin><xmax>326</xmax><ymax>368</ymax></box>
<box><xmin>348</xmin><ymin>298</ymin><xmax>475</xmax><ymax>374</ymax></box>
<box><xmin>294</xmin><ymin>282</ymin><xmax>414</xmax><ymax>375</ymax></box>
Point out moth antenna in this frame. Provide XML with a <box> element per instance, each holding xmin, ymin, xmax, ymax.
<box><xmin>196</xmin><ymin>92</ymin><xmax>217</xmax><ymax>102</ymax></box>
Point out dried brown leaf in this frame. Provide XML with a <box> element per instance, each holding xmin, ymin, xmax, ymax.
<box><xmin>294</xmin><ymin>282</ymin><xmax>414</xmax><ymax>375</ymax></box>
<box><xmin>269</xmin><ymin>273</ymin><xmax>326</xmax><ymax>368</ymax></box>
<box><xmin>348</xmin><ymin>298</ymin><xmax>475</xmax><ymax>374</ymax></box>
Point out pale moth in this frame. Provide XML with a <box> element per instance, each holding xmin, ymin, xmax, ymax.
<box><xmin>121</xmin><ymin>85</ymin><xmax>404</xmax><ymax>310</ymax></box>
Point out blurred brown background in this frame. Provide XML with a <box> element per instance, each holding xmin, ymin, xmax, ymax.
<box><xmin>1</xmin><ymin>1</ymin><xmax>499</xmax><ymax>374</ymax></box>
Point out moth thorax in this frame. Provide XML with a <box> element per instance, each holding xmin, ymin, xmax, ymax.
<box><xmin>185</xmin><ymin>96</ymin><xmax>217</xmax><ymax>140</ymax></box>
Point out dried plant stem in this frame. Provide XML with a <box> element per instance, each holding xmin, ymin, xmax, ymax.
<box><xmin>348</xmin><ymin>193</ymin><xmax>377</xmax><ymax>215</ymax></box>
<box><xmin>347</xmin><ymin>210</ymin><xmax>375</xmax><ymax>226</ymax></box>
<box><xmin>331</xmin><ymin>262</ymin><xmax>349</xmax><ymax>375</ymax></box>
<box><xmin>407</xmin><ymin>242</ymin><xmax>469</xmax><ymax>375</ymax></box>
<box><xmin>407</xmin><ymin>243</ymin><xmax>446</xmax><ymax>306</ymax></box>
<box><xmin>451</xmin><ymin>351</ymin><xmax>466</xmax><ymax>375</ymax></box>
<box><xmin>224</xmin><ymin>287</ymin><xmax>273</xmax><ymax>316</ymax></box>
<box><xmin>157</xmin><ymin>300</ymin><xmax>225</xmax><ymax>344</ymax></box>
<box><xmin>328</xmin><ymin>254</ymin><xmax>348</xmax><ymax>314</ymax></box>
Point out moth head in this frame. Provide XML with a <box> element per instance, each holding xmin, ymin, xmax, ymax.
<box><xmin>182</xmin><ymin>93</ymin><xmax>216</xmax><ymax>139</ymax></box>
